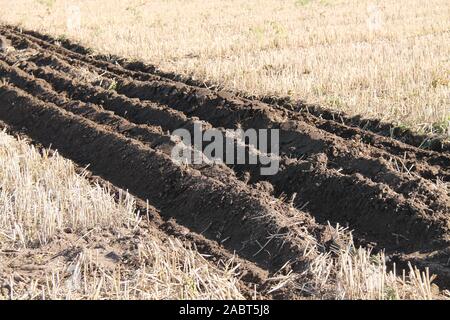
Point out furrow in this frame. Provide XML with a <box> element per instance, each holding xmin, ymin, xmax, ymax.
<box><xmin>0</xmin><ymin>83</ymin><xmax>327</xmax><ymax>277</ymax></box>
<box><xmin>1</xmin><ymin>57</ymin><xmax>449</xmax><ymax>255</ymax></box>
<box><xmin>4</xmin><ymin>25</ymin><xmax>449</xmax><ymax>155</ymax></box>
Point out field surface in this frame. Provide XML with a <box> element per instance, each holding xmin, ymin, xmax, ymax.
<box><xmin>0</xmin><ymin>0</ymin><xmax>449</xmax><ymax>137</ymax></box>
<box><xmin>0</xmin><ymin>26</ymin><xmax>449</xmax><ymax>299</ymax></box>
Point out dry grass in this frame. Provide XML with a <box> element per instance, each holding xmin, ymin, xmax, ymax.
<box><xmin>269</xmin><ymin>224</ymin><xmax>442</xmax><ymax>300</ymax></box>
<box><xmin>309</xmin><ymin>248</ymin><xmax>439</xmax><ymax>300</ymax></box>
<box><xmin>0</xmin><ymin>133</ymin><xmax>135</xmax><ymax>248</ymax></box>
<box><xmin>0</xmin><ymin>130</ymin><xmax>244</xmax><ymax>300</ymax></box>
<box><xmin>0</xmin><ymin>0</ymin><xmax>448</xmax><ymax>134</ymax></box>
<box><xmin>3</xmin><ymin>239</ymin><xmax>244</xmax><ymax>300</ymax></box>
<box><xmin>306</xmin><ymin>227</ymin><xmax>440</xmax><ymax>300</ymax></box>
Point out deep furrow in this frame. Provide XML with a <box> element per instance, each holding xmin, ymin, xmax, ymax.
<box><xmin>114</xmin><ymin>79</ymin><xmax>450</xmax><ymax>179</ymax></box>
<box><xmin>0</xmin><ymin>60</ymin><xmax>238</xmax><ymax>182</ymax></box>
<box><xmin>2</xmin><ymin>57</ymin><xmax>449</xmax><ymax>255</ymax></box>
<box><xmin>0</xmin><ymin>83</ymin><xmax>330</xmax><ymax>279</ymax></box>
<box><xmin>8</xmin><ymin>49</ymin><xmax>450</xmax><ymax>205</ymax></box>
<box><xmin>4</xmin><ymin>52</ymin><xmax>450</xmax><ymax>231</ymax></box>
<box><xmin>102</xmin><ymin>56</ymin><xmax>450</xmax><ymax>155</ymax></box>
<box><xmin>10</xmin><ymin>34</ymin><xmax>448</xmax><ymax>188</ymax></box>
<box><xmin>4</xmin><ymin>25</ymin><xmax>449</xmax><ymax>160</ymax></box>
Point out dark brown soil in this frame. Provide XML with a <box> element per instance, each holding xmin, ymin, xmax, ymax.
<box><xmin>0</xmin><ymin>25</ymin><xmax>449</xmax><ymax>291</ymax></box>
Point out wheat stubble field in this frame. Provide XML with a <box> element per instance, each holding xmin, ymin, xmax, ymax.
<box><xmin>0</xmin><ymin>0</ymin><xmax>449</xmax><ymax>300</ymax></box>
